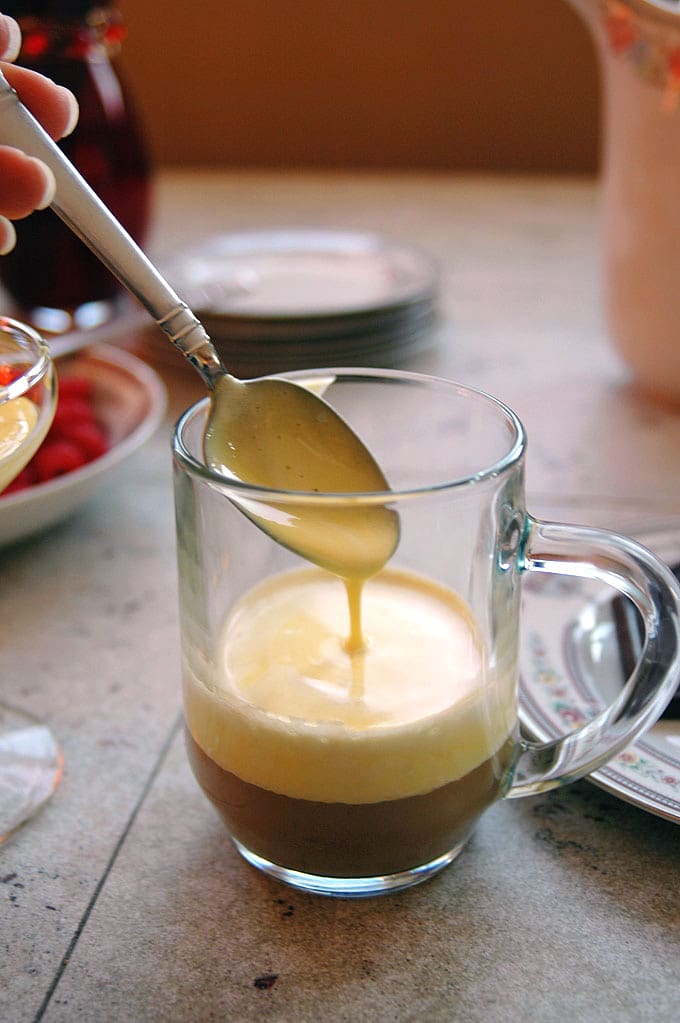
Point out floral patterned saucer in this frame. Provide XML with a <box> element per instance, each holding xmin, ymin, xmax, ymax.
<box><xmin>519</xmin><ymin>499</ymin><xmax>680</xmax><ymax>823</ymax></box>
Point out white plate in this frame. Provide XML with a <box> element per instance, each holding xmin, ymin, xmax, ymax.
<box><xmin>166</xmin><ymin>229</ymin><xmax>438</xmax><ymax>319</ymax></box>
<box><xmin>0</xmin><ymin>344</ymin><xmax>166</xmax><ymax>546</ymax></box>
<box><xmin>519</xmin><ymin>498</ymin><xmax>680</xmax><ymax>823</ymax></box>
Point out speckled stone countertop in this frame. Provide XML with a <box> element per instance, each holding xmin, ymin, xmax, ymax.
<box><xmin>2</xmin><ymin>172</ymin><xmax>679</xmax><ymax>1023</ymax></box>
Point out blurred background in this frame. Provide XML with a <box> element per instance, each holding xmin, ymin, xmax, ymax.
<box><xmin>117</xmin><ymin>0</ymin><xmax>600</xmax><ymax>174</ymax></box>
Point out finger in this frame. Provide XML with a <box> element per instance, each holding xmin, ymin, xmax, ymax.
<box><xmin>0</xmin><ymin>215</ymin><xmax>17</xmax><ymax>255</ymax></box>
<box><xmin>0</xmin><ymin>15</ymin><xmax>21</xmax><ymax>62</ymax></box>
<box><xmin>0</xmin><ymin>63</ymin><xmax>79</xmax><ymax>139</ymax></box>
<box><xmin>0</xmin><ymin>145</ymin><xmax>55</xmax><ymax>218</ymax></box>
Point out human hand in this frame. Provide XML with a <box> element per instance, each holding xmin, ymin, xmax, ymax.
<box><xmin>0</xmin><ymin>13</ymin><xmax>79</xmax><ymax>254</ymax></box>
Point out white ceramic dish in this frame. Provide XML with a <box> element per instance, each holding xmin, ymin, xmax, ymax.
<box><xmin>167</xmin><ymin>229</ymin><xmax>438</xmax><ymax>320</ymax></box>
<box><xmin>0</xmin><ymin>343</ymin><xmax>166</xmax><ymax>546</ymax></box>
<box><xmin>148</xmin><ymin>230</ymin><xmax>439</xmax><ymax>378</ymax></box>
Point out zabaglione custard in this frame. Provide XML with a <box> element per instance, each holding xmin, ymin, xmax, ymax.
<box><xmin>0</xmin><ymin>395</ymin><xmax>45</xmax><ymax>492</ymax></box>
<box><xmin>184</xmin><ymin>566</ymin><xmax>518</xmax><ymax>877</ymax></box>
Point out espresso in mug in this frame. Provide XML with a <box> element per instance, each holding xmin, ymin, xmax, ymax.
<box><xmin>183</xmin><ymin>566</ymin><xmax>517</xmax><ymax>878</ymax></box>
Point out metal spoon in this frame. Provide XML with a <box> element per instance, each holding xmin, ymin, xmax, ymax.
<box><xmin>0</xmin><ymin>69</ymin><xmax>398</xmax><ymax>576</ymax></box>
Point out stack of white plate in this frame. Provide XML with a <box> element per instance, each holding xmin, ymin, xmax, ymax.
<box><xmin>158</xmin><ymin>229</ymin><xmax>438</xmax><ymax>377</ymax></box>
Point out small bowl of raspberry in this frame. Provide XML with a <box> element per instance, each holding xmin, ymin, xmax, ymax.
<box><xmin>0</xmin><ymin>343</ymin><xmax>166</xmax><ymax>546</ymax></box>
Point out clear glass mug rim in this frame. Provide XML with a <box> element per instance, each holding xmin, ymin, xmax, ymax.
<box><xmin>172</xmin><ymin>366</ymin><xmax>527</xmax><ymax>505</ymax></box>
<box><xmin>0</xmin><ymin>317</ymin><xmax>52</xmax><ymax>403</ymax></box>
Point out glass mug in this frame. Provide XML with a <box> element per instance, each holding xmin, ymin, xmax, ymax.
<box><xmin>172</xmin><ymin>369</ymin><xmax>680</xmax><ymax>897</ymax></box>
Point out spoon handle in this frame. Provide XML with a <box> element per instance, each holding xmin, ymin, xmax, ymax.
<box><xmin>0</xmin><ymin>69</ymin><xmax>222</xmax><ymax>387</ymax></box>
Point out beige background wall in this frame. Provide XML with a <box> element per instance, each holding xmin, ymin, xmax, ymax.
<box><xmin>117</xmin><ymin>0</ymin><xmax>600</xmax><ymax>172</ymax></box>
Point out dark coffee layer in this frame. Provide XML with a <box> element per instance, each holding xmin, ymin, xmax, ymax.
<box><xmin>186</xmin><ymin>730</ymin><xmax>515</xmax><ymax>877</ymax></box>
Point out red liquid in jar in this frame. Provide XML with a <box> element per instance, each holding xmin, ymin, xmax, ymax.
<box><xmin>0</xmin><ymin>14</ymin><xmax>151</xmax><ymax>319</ymax></box>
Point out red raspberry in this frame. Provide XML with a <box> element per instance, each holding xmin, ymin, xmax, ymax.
<box><xmin>33</xmin><ymin>440</ymin><xmax>87</xmax><ymax>482</ymax></box>
<box><xmin>2</xmin><ymin>465</ymin><xmax>37</xmax><ymax>494</ymax></box>
<box><xmin>50</xmin><ymin>396</ymin><xmax>97</xmax><ymax>436</ymax></box>
<box><xmin>67</xmin><ymin>421</ymin><xmax>109</xmax><ymax>461</ymax></box>
<box><xmin>58</xmin><ymin>375</ymin><xmax>95</xmax><ymax>402</ymax></box>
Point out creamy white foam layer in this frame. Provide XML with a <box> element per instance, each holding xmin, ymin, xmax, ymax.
<box><xmin>184</xmin><ymin>567</ymin><xmax>517</xmax><ymax>803</ymax></box>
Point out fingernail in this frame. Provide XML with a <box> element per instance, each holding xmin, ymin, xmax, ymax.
<box><xmin>0</xmin><ymin>216</ymin><xmax>17</xmax><ymax>255</ymax></box>
<box><xmin>1</xmin><ymin>16</ymin><xmax>22</xmax><ymax>62</ymax></box>
<box><xmin>60</xmin><ymin>87</ymin><xmax>80</xmax><ymax>137</ymax></box>
<box><xmin>31</xmin><ymin>159</ymin><xmax>56</xmax><ymax>209</ymax></box>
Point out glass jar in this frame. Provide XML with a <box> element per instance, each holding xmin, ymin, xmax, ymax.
<box><xmin>0</xmin><ymin>2</ymin><xmax>151</xmax><ymax>333</ymax></box>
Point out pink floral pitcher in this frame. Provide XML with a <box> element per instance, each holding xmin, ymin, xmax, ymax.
<box><xmin>569</xmin><ymin>0</ymin><xmax>680</xmax><ymax>403</ymax></box>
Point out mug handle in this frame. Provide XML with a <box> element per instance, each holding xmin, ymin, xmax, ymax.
<box><xmin>507</xmin><ymin>516</ymin><xmax>680</xmax><ymax>797</ymax></box>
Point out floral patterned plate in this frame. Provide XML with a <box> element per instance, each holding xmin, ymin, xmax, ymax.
<box><xmin>519</xmin><ymin>499</ymin><xmax>680</xmax><ymax>824</ymax></box>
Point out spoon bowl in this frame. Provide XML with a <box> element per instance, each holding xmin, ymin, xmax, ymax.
<box><xmin>205</xmin><ymin>373</ymin><xmax>399</xmax><ymax>577</ymax></box>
